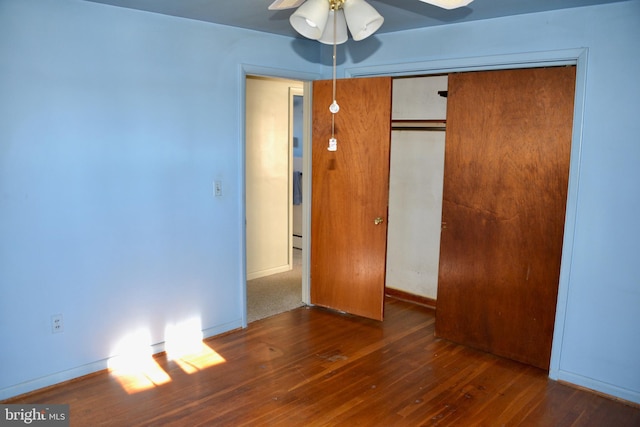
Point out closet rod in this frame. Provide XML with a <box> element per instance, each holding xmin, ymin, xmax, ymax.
<box><xmin>392</xmin><ymin>120</ymin><xmax>446</xmax><ymax>132</ymax></box>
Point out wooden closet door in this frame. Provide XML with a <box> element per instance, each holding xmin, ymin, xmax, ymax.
<box><xmin>311</xmin><ymin>77</ymin><xmax>392</xmax><ymax>321</ymax></box>
<box><xmin>435</xmin><ymin>67</ymin><xmax>576</xmax><ymax>370</ymax></box>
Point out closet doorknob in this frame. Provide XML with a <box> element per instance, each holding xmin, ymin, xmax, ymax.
<box><xmin>374</xmin><ymin>217</ymin><xmax>384</xmax><ymax>225</ymax></box>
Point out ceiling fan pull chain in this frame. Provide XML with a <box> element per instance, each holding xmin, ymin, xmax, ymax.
<box><xmin>328</xmin><ymin>6</ymin><xmax>339</xmax><ymax>152</ymax></box>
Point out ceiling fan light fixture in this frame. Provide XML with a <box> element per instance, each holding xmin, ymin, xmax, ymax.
<box><xmin>318</xmin><ymin>9</ymin><xmax>348</xmax><ymax>45</ymax></box>
<box><xmin>418</xmin><ymin>0</ymin><xmax>474</xmax><ymax>10</ymax></box>
<box><xmin>342</xmin><ymin>0</ymin><xmax>384</xmax><ymax>41</ymax></box>
<box><xmin>289</xmin><ymin>0</ymin><xmax>331</xmax><ymax>40</ymax></box>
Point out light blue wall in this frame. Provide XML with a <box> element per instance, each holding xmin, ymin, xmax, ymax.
<box><xmin>0</xmin><ymin>0</ymin><xmax>320</xmax><ymax>399</ymax></box>
<box><xmin>324</xmin><ymin>0</ymin><xmax>639</xmax><ymax>403</ymax></box>
<box><xmin>1</xmin><ymin>0</ymin><xmax>638</xmax><ymax>405</ymax></box>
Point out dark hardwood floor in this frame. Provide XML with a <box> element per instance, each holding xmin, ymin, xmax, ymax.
<box><xmin>5</xmin><ymin>298</ymin><xmax>639</xmax><ymax>426</ymax></box>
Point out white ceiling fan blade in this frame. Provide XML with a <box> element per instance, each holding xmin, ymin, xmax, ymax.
<box><xmin>268</xmin><ymin>0</ymin><xmax>306</xmax><ymax>11</ymax></box>
<box><xmin>418</xmin><ymin>0</ymin><xmax>474</xmax><ymax>10</ymax></box>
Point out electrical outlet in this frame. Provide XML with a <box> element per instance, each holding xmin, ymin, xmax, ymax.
<box><xmin>214</xmin><ymin>180</ymin><xmax>223</xmax><ymax>197</ymax></box>
<box><xmin>51</xmin><ymin>314</ymin><xmax>64</xmax><ymax>334</ymax></box>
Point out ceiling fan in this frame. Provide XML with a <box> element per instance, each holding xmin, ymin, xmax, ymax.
<box><xmin>269</xmin><ymin>0</ymin><xmax>474</xmax><ymax>43</ymax></box>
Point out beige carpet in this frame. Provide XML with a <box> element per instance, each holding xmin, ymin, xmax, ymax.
<box><xmin>247</xmin><ymin>249</ymin><xmax>304</xmax><ymax>323</ymax></box>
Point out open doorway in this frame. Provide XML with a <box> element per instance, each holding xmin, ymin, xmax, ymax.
<box><xmin>245</xmin><ymin>75</ymin><xmax>306</xmax><ymax>323</ymax></box>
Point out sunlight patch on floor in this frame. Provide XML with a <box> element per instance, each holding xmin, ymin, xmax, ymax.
<box><xmin>165</xmin><ymin>319</ymin><xmax>226</xmax><ymax>374</ymax></box>
<box><xmin>171</xmin><ymin>342</ymin><xmax>226</xmax><ymax>374</ymax></box>
<box><xmin>108</xmin><ymin>319</ymin><xmax>226</xmax><ymax>394</ymax></box>
<box><xmin>108</xmin><ymin>329</ymin><xmax>171</xmax><ymax>394</ymax></box>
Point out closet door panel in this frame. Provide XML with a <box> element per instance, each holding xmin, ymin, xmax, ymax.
<box><xmin>435</xmin><ymin>67</ymin><xmax>576</xmax><ymax>369</ymax></box>
<box><xmin>310</xmin><ymin>77</ymin><xmax>392</xmax><ymax>321</ymax></box>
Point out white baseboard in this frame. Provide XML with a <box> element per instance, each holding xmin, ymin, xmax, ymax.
<box><xmin>556</xmin><ymin>369</ymin><xmax>640</xmax><ymax>405</ymax></box>
<box><xmin>0</xmin><ymin>319</ymin><xmax>243</xmax><ymax>401</ymax></box>
<box><xmin>247</xmin><ymin>264</ymin><xmax>291</xmax><ymax>281</ymax></box>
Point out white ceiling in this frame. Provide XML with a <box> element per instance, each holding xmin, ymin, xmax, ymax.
<box><xmin>83</xmin><ymin>0</ymin><xmax>627</xmax><ymax>39</ymax></box>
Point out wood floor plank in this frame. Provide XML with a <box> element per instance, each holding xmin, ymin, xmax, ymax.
<box><xmin>4</xmin><ymin>298</ymin><xmax>639</xmax><ymax>426</ymax></box>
